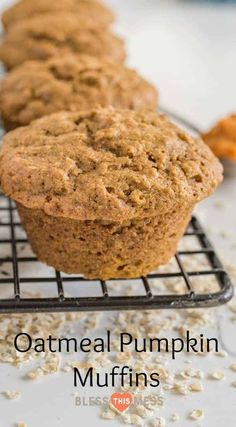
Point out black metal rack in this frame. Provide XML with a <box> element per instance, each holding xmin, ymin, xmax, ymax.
<box><xmin>0</xmin><ymin>195</ymin><xmax>233</xmax><ymax>313</ymax></box>
<box><xmin>0</xmin><ymin>111</ymin><xmax>234</xmax><ymax>313</ymax></box>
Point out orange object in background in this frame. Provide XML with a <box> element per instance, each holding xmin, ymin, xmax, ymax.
<box><xmin>202</xmin><ymin>114</ymin><xmax>236</xmax><ymax>162</ymax></box>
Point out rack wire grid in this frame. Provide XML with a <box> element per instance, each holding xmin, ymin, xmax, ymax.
<box><xmin>0</xmin><ymin>112</ymin><xmax>234</xmax><ymax>313</ymax></box>
<box><xmin>0</xmin><ymin>195</ymin><xmax>233</xmax><ymax>313</ymax></box>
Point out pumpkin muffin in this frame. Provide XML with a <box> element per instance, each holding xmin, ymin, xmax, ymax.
<box><xmin>2</xmin><ymin>0</ymin><xmax>114</xmax><ymax>30</ymax></box>
<box><xmin>0</xmin><ymin>54</ymin><xmax>158</xmax><ymax>130</ymax></box>
<box><xmin>0</xmin><ymin>13</ymin><xmax>125</xmax><ymax>70</ymax></box>
<box><xmin>202</xmin><ymin>114</ymin><xmax>236</xmax><ymax>162</ymax></box>
<box><xmin>0</xmin><ymin>107</ymin><xmax>223</xmax><ymax>279</ymax></box>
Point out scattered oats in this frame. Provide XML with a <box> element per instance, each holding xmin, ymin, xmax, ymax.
<box><xmin>189</xmin><ymin>382</ymin><xmax>204</xmax><ymax>392</ymax></box>
<box><xmin>149</xmin><ymin>416</ymin><xmax>166</xmax><ymax>427</ymax></box>
<box><xmin>101</xmin><ymin>409</ymin><xmax>116</xmax><ymax>420</ymax></box>
<box><xmin>189</xmin><ymin>409</ymin><xmax>204</xmax><ymax>420</ymax></box>
<box><xmin>215</xmin><ymin>351</ymin><xmax>228</xmax><ymax>358</ymax></box>
<box><xmin>170</xmin><ymin>413</ymin><xmax>180</xmax><ymax>422</ymax></box>
<box><xmin>41</xmin><ymin>354</ymin><xmax>61</xmax><ymax>373</ymax></box>
<box><xmin>122</xmin><ymin>414</ymin><xmax>144</xmax><ymax>426</ymax></box>
<box><xmin>84</xmin><ymin>313</ymin><xmax>98</xmax><ymax>330</ymax></box>
<box><xmin>122</xmin><ymin>414</ymin><xmax>131</xmax><ymax>424</ymax></box>
<box><xmin>121</xmin><ymin>383</ymin><xmax>134</xmax><ymax>392</ymax></box>
<box><xmin>92</xmin><ymin>353</ymin><xmax>111</xmax><ymax>368</ymax></box>
<box><xmin>62</xmin><ymin>365</ymin><xmax>72</xmax><ymax>373</ymax></box>
<box><xmin>70</xmin><ymin>360</ymin><xmax>99</xmax><ymax>371</ymax></box>
<box><xmin>130</xmin><ymin>414</ymin><xmax>144</xmax><ymax>426</ymax></box>
<box><xmin>116</xmin><ymin>351</ymin><xmax>132</xmax><ymax>363</ymax></box>
<box><xmin>230</xmin><ymin>364</ymin><xmax>236</xmax><ymax>372</ymax></box>
<box><xmin>163</xmin><ymin>383</ymin><xmax>174</xmax><ymax>391</ymax></box>
<box><xmin>194</xmin><ymin>370</ymin><xmax>204</xmax><ymax>379</ymax></box>
<box><xmin>0</xmin><ymin>311</ymin><xmax>82</xmax><ymax>367</ymax></box>
<box><xmin>210</xmin><ymin>371</ymin><xmax>225</xmax><ymax>380</ymax></box>
<box><xmin>231</xmin><ymin>381</ymin><xmax>236</xmax><ymax>388</ymax></box>
<box><xmin>27</xmin><ymin>368</ymin><xmax>44</xmax><ymax>380</ymax></box>
<box><xmin>0</xmin><ymin>259</ymin><xmax>226</xmax><ymax>427</ymax></box>
<box><xmin>173</xmin><ymin>382</ymin><xmax>190</xmax><ymax>395</ymax></box>
<box><xmin>3</xmin><ymin>390</ymin><xmax>21</xmax><ymax>400</ymax></box>
<box><xmin>136</xmin><ymin>405</ymin><xmax>152</xmax><ymax>418</ymax></box>
<box><xmin>17</xmin><ymin>424</ymin><xmax>28</xmax><ymax>427</ymax></box>
<box><xmin>177</xmin><ymin>368</ymin><xmax>204</xmax><ymax>379</ymax></box>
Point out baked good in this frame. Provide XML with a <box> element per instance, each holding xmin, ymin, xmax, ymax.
<box><xmin>0</xmin><ymin>107</ymin><xmax>223</xmax><ymax>279</ymax></box>
<box><xmin>0</xmin><ymin>13</ymin><xmax>125</xmax><ymax>70</ymax></box>
<box><xmin>202</xmin><ymin>114</ymin><xmax>236</xmax><ymax>162</ymax></box>
<box><xmin>2</xmin><ymin>0</ymin><xmax>114</xmax><ymax>30</ymax></box>
<box><xmin>0</xmin><ymin>54</ymin><xmax>158</xmax><ymax>130</ymax></box>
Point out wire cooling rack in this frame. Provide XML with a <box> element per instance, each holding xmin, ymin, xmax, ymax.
<box><xmin>0</xmin><ymin>195</ymin><xmax>233</xmax><ymax>313</ymax></box>
<box><xmin>0</xmin><ymin>111</ymin><xmax>234</xmax><ymax>313</ymax></box>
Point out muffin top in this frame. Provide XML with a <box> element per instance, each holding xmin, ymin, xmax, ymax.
<box><xmin>202</xmin><ymin>114</ymin><xmax>236</xmax><ymax>162</ymax></box>
<box><xmin>0</xmin><ymin>107</ymin><xmax>223</xmax><ymax>221</ymax></box>
<box><xmin>0</xmin><ymin>54</ymin><xmax>158</xmax><ymax>129</ymax></box>
<box><xmin>2</xmin><ymin>0</ymin><xmax>114</xmax><ymax>30</ymax></box>
<box><xmin>0</xmin><ymin>13</ymin><xmax>125</xmax><ymax>69</ymax></box>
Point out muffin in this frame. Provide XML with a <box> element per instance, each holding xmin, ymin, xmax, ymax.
<box><xmin>0</xmin><ymin>13</ymin><xmax>125</xmax><ymax>70</ymax></box>
<box><xmin>0</xmin><ymin>107</ymin><xmax>223</xmax><ymax>279</ymax></box>
<box><xmin>0</xmin><ymin>54</ymin><xmax>158</xmax><ymax>130</ymax></box>
<box><xmin>2</xmin><ymin>0</ymin><xmax>114</xmax><ymax>30</ymax></box>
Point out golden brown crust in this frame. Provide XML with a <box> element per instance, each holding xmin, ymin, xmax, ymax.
<box><xmin>0</xmin><ymin>107</ymin><xmax>223</xmax><ymax>221</ymax></box>
<box><xmin>2</xmin><ymin>0</ymin><xmax>115</xmax><ymax>30</ymax></box>
<box><xmin>0</xmin><ymin>13</ymin><xmax>125</xmax><ymax>69</ymax></box>
<box><xmin>202</xmin><ymin>114</ymin><xmax>236</xmax><ymax>162</ymax></box>
<box><xmin>0</xmin><ymin>54</ymin><xmax>158</xmax><ymax>129</ymax></box>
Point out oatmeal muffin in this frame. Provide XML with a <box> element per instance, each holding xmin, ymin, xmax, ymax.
<box><xmin>0</xmin><ymin>107</ymin><xmax>223</xmax><ymax>279</ymax></box>
<box><xmin>0</xmin><ymin>13</ymin><xmax>125</xmax><ymax>70</ymax></box>
<box><xmin>0</xmin><ymin>54</ymin><xmax>158</xmax><ymax>130</ymax></box>
<box><xmin>2</xmin><ymin>0</ymin><xmax>114</xmax><ymax>30</ymax></box>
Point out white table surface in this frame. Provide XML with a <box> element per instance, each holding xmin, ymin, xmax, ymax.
<box><xmin>0</xmin><ymin>1</ymin><xmax>236</xmax><ymax>426</ymax></box>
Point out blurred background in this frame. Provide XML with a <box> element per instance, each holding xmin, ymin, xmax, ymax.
<box><xmin>101</xmin><ymin>0</ymin><xmax>236</xmax><ymax>131</ymax></box>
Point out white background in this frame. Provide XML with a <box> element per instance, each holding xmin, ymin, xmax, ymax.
<box><xmin>0</xmin><ymin>1</ymin><xmax>236</xmax><ymax>426</ymax></box>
